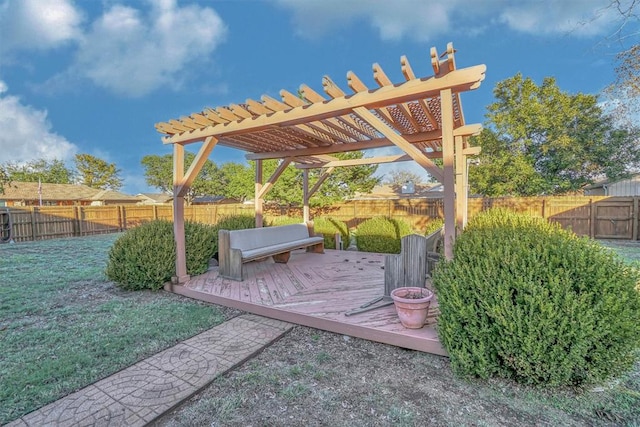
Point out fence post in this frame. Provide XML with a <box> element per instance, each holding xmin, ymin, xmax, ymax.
<box><xmin>153</xmin><ymin>205</ymin><xmax>158</xmax><ymax>220</ymax></box>
<box><xmin>541</xmin><ymin>199</ymin><xmax>546</xmax><ymax>219</ymax></box>
<box><xmin>633</xmin><ymin>197</ymin><xmax>639</xmax><ymax>241</ymax></box>
<box><xmin>121</xmin><ymin>206</ymin><xmax>127</xmax><ymax>230</ymax></box>
<box><xmin>589</xmin><ymin>199</ymin><xmax>596</xmax><ymax>239</ymax></box>
<box><xmin>73</xmin><ymin>206</ymin><xmax>81</xmax><ymax>236</ymax></box>
<box><xmin>30</xmin><ymin>207</ymin><xmax>37</xmax><ymax>240</ymax></box>
<box><xmin>116</xmin><ymin>206</ymin><xmax>122</xmax><ymax>231</ymax></box>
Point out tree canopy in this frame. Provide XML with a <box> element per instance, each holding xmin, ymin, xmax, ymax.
<box><xmin>606</xmin><ymin>44</ymin><xmax>639</xmax><ymax>127</ymax></box>
<box><xmin>469</xmin><ymin>73</ymin><xmax>640</xmax><ymax>196</ymax></box>
<box><xmin>141</xmin><ymin>151</ymin><xmax>379</xmax><ymax>206</ymax></box>
<box><xmin>235</xmin><ymin>152</ymin><xmax>379</xmax><ymax>207</ymax></box>
<box><xmin>74</xmin><ymin>154</ymin><xmax>123</xmax><ymax>190</ymax></box>
<box><xmin>3</xmin><ymin>159</ymin><xmax>74</xmax><ymax>184</ymax></box>
<box><xmin>141</xmin><ymin>153</ymin><xmax>225</xmax><ymax>203</ymax></box>
<box><xmin>0</xmin><ymin>166</ymin><xmax>9</xmax><ymax>195</ymax></box>
<box><xmin>384</xmin><ymin>170</ymin><xmax>425</xmax><ymax>187</ymax></box>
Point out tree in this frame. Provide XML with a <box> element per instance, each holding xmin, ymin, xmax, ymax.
<box><xmin>222</xmin><ymin>152</ymin><xmax>379</xmax><ymax>206</ymax></box>
<box><xmin>4</xmin><ymin>159</ymin><xmax>74</xmax><ymax>184</ymax></box>
<box><xmin>218</xmin><ymin>162</ymin><xmax>254</xmax><ymax>202</ymax></box>
<box><xmin>309</xmin><ymin>152</ymin><xmax>379</xmax><ymax>206</ymax></box>
<box><xmin>469</xmin><ymin>73</ymin><xmax>640</xmax><ymax>196</ymax></box>
<box><xmin>0</xmin><ymin>165</ymin><xmax>9</xmax><ymax>194</ymax></box>
<box><xmin>74</xmin><ymin>154</ymin><xmax>123</xmax><ymax>190</ymax></box>
<box><xmin>384</xmin><ymin>170</ymin><xmax>425</xmax><ymax>187</ymax></box>
<box><xmin>606</xmin><ymin>44</ymin><xmax>639</xmax><ymax>127</ymax></box>
<box><xmin>140</xmin><ymin>153</ymin><xmax>224</xmax><ymax>203</ymax></box>
<box><xmin>600</xmin><ymin>1</ymin><xmax>639</xmax><ymax>125</ymax></box>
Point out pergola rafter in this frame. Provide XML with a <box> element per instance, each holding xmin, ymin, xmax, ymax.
<box><xmin>156</xmin><ymin>42</ymin><xmax>485</xmax><ymax>284</ymax></box>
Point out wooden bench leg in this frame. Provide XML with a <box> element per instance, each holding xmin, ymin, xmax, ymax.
<box><xmin>306</xmin><ymin>243</ymin><xmax>324</xmax><ymax>254</ymax></box>
<box><xmin>272</xmin><ymin>251</ymin><xmax>291</xmax><ymax>263</ymax></box>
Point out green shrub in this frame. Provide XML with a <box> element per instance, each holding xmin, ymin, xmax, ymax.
<box><xmin>424</xmin><ymin>218</ymin><xmax>444</xmax><ymax>236</ymax></box>
<box><xmin>355</xmin><ymin>217</ymin><xmax>414</xmax><ymax>254</ymax></box>
<box><xmin>106</xmin><ymin>220</ymin><xmax>217</xmax><ymax>291</ymax></box>
<box><xmin>214</xmin><ymin>214</ymin><xmax>257</xmax><ymax>230</ymax></box>
<box><xmin>266</xmin><ymin>216</ymin><xmax>350</xmax><ymax>249</ymax></box>
<box><xmin>267</xmin><ymin>216</ymin><xmax>303</xmax><ymax>226</ymax></box>
<box><xmin>433</xmin><ymin>208</ymin><xmax>640</xmax><ymax>386</ymax></box>
<box><xmin>314</xmin><ymin>217</ymin><xmax>349</xmax><ymax>249</ymax></box>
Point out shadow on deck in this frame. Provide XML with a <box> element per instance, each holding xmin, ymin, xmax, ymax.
<box><xmin>167</xmin><ymin>249</ymin><xmax>446</xmax><ymax>356</ymax></box>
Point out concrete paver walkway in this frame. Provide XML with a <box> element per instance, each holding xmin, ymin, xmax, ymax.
<box><xmin>8</xmin><ymin>315</ymin><xmax>293</xmax><ymax>427</ymax></box>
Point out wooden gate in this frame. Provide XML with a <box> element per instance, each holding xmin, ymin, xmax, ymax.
<box><xmin>592</xmin><ymin>198</ymin><xmax>635</xmax><ymax>239</ymax></box>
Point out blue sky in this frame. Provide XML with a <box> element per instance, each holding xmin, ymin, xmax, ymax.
<box><xmin>0</xmin><ymin>0</ymin><xmax>637</xmax><ymax>194</ymax></box>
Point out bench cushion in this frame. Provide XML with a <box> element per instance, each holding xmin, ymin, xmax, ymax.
<box><xmin>241</xmin><ymin>236</ymin><xmax>324</xmax><ymax>260</ymax></box>
<box><xmin>229</xmin><ymin>224</ymin><xmax>312</xmax><ymax>252</ymax></box>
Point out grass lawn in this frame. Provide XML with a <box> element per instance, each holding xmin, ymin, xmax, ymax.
<box><xmin>0</xmin><ymin>233</ymin><xmax>227</xmax><ymax>425</ymax></box>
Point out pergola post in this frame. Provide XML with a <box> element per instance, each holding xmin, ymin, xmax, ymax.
<box><xmin>172</xmin><ymin>143</ymin><xmax>189</xmax><ymax>283</ymax></box>
<box><xmin>441</xmin><ymin>88</ymin><xmax>456</xmax><ymax>260</ymax></box>
<box><xmin>303</xmin><ymin>169</ymin><xmax>310</xmax><ymax>223</ymax></box>
<box><xmin>255</xmin><ymin>159</ymin><xmax>263</xmax><ymax>227</ymax></box>
<box><xmin>454</xmin><ymin>135</ymin><xmax>467</xmax><ymax>232</ymax></box>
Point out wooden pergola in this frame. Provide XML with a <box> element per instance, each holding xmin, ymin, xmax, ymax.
<box><xmin>156</xmin><ymin>43</ymin><xmax>485</xmax><ymax>284</ymax></box>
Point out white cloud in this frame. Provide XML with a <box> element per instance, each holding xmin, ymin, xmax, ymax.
<box><xmin>276</xmin><ymin>0</ymin><xmax>625</xmax><ymax>41</ymax></box>
<box><xmin>0</xmin><ymin>0</ymin><xmax>83</xmax><ymax>52</ymax></box>
<box><xmin>0</xmin><ymin>81</ymin><xmax>78</xmax><ymax>162</ymax></box>
<box><xmin>70</xmin><ymin>0</ymin><xmax>227</xmax><ymax>97</ymax></box>
<box><xmin>276</xmin><ymin>0</ymin><xmax>459</xmax><ymax>41</ymax></box>
<box><xmin>499</xmin><ymin>0</ymin><xmax>621</xmax><ymax>36</ymax></box>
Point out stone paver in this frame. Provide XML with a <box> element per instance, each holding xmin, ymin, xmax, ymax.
<box><xmin>7</xmin><ymin>315</ymin><xmax>292</xmax><ymax>427</ymax></box>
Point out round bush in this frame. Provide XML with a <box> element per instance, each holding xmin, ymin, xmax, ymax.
<box><xmin>267</xmin><ymin>216</ymin><xmax>350</xmax><ymax>249</ymax></box>
<box><xmin>314</xmin><ymin>217</ymin><xmax>349</xmax><ymax>250</ymax></box>
<box><xmin>106</xmin><ymin>220</ymin><xmax>217</xmax><ymax>291</ymax></box>
<box><xmin>433</xmin><ymin>208</ymin><xmax>640</xmax><ymax>386</ymax></box>
<box><xmin>424</xmin><ymin>218</ymin><xmax>444</xmax><ymax>236</ymax></box>
<box><xmin>267</xmin><ymin>216</ymin><xmax>303</xmax><ymax>226</ymax></box>
<box><xmin>355</xmin><ymin>217</ymin><xmax>414</xmax><ymax>254</ymax></box>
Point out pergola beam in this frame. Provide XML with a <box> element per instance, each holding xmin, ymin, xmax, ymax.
<box><xmin>295</xmin><ymin>154</ymin><xmax>419</xmax><ymax>169</ymax></box>
<box><xmin>257</xmin><ymin>158</ymin><xmax>293</xmax><ymax>200</ymax></box>
<box><xmin>246</xmin><ymin>124</ymin><xmax>481</xmax><ymax>161</ymax></box>
<box><xmin>308</xmin><ymin>167</ymin><xmax>336</xmax><ymax>198</ymax></box>
<box><xmin>161</xmin><ymin>64</ymin><xmax>486</xmax><ymax>145</ymax></box>
<box><xmin>176</xmin><ymin>136</ymin><xmax>218</xmax><ymax>197</ymax></box>
<box><xmin>352</xmin><ymin>107</ymin><xmax>444</xmax><ymax>182</ymax></box>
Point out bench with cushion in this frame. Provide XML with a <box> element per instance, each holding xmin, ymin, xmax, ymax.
<box><xmin>218</xmin><ymin>223</ymin><xmax>324</xmax><ymax>281</ymax></box>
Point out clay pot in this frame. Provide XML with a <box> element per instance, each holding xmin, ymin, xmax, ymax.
<box><xmin>390</xmin><ymin>287</ymin><xmax>434</xmax><ymax>329</ymax></box>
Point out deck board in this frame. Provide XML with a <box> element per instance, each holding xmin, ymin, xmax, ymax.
<box><xmin>172</xmin><ymin>249</ymin><xmax>446</xmax><ymax>356</ymax></box>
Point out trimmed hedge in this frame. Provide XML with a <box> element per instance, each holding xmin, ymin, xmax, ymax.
<box><xmin>433</xmin><ymin>208</ymin><xmax>640</xmax><ymax>386</ymax></box>
<box><xmin>266</xmin><ymin>216</ymin><xmax>350</xmax><ymax>249</ymax></box>
<box><xmin>355</xmin><ymin>216</ymin><xmax>414</xmax><ymax>254</ymax></box>
<box><xmin>106</xmin><ymin>220</ymin><xmax>216</xmax><ymax>291</ymax></box>
<box><xmin>314</xmin><ymin>217</ymin><xmax>349</xmax><ymax>250</ymax></box>
<box><xmin>424</xmin><ymin>218</ymin><xmax>444</xmax><ymax>236</ymax></box>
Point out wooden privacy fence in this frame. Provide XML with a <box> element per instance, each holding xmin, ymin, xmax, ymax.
<box><xmin>1</xmin><ymin>196</ymin><xmax>638</xmax><ymax>243</ymax></box>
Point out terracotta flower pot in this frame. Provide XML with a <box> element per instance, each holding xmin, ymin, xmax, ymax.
<box><xmin>390</xmin><ymin>287</ymin><xmax>434</xmax><ymax>329</ymax></box>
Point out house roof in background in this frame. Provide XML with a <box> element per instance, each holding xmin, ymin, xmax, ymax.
<box><xmin>0</xmin><ymin>182</ymin><xmax>138</xmax><ymax>202</ymax></box>
<box><xmin>137</xmin><ymin>193</ymin><xmax>173</xmax><ymax>203</ymax></box>
<box><xmin>351</xmin><ymin>183</ymin><xmax>443</xmax><ymax>200</ymax></box>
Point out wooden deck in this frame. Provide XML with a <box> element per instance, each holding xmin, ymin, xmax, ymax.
<box><xmin>169</xmin><ymin>249</ymin><xmax>446</xmax><ymax>356</ymax></box>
